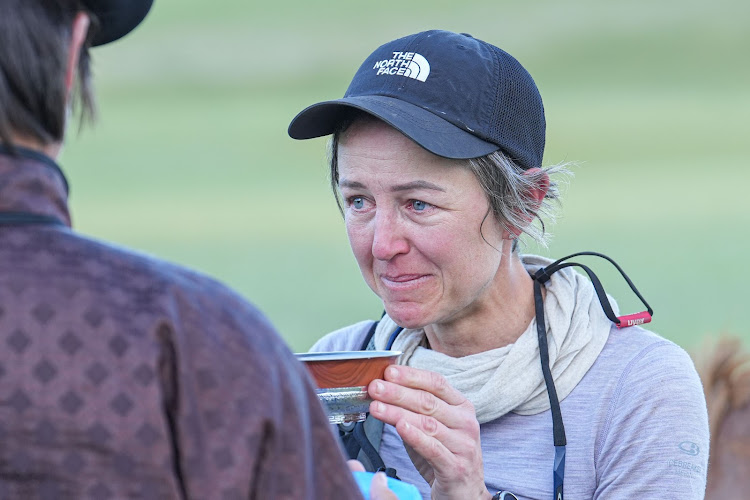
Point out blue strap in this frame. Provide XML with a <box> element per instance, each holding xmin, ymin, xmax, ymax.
<box><xmin>553</xmin><ymin>445</ymin><xmax>566</xmax><ymax>500</ymax></box>
<box><xmin>386</xmin><ymin>327</ymin><xmax>403</xmax><ymax>350</ymax></box>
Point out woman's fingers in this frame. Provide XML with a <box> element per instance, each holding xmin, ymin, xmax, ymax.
<box><xmin>368</xmin><ymin>367</ymin><xmax>476</xmax><ymax>432</ymax></box>
<box><xmin>369</xmin><ymin>398</ymin><xmax>476</xmax><ymax>459</ymax></box>
<box><xmin>368</xmin><ymin>369</ymin><xmax>480</xmax><ymax>458</ymax></box>
<box><xmin>368</xmin><ymin>366</ymin><xmax>489</xmax><ymax>499</ymax></box>
<box><xmin>369</xmin><ymin>379</ymin><xmax>446</xmax><ymax>422</ymax></box>
<box><xmin>395</xmin><ymin>419</ymin><xmax>456</xmax><ymax>471</ymax></box>
<box><xmin>384</xmin><ymin>365</ymin><xmax>466</xmax><ymax>406</ymax></box>
<box><xmin>395</xmin><ymin>416</ymin><xmax>488</xmax><ymax>499</ymax></box>
<box><xmin>367</xmin><ymin>366</ymin><xmax>489</xmax><ymax>499</ymax></box>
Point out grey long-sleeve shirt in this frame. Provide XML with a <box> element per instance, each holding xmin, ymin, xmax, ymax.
<box><xmin>314</xmin><ymin>319</ymin><xmax>709</xmax><ymax>499</ymax></box>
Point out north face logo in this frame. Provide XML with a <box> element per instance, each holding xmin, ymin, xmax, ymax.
<box><xmin>372</xmin><ymin>51</ymin><xmax>430</xmax><ymax>82</ymax></box>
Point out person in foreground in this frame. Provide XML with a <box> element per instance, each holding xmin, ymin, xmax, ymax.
<box><xmin>289</xmin><ymin>30</ymin><xmax>709</xmax><ymax>499</ymax></box>
<box><xmin>0</xmin><ymin>1</ymin><xmax>393</xmax><ymax>498</ymax></box>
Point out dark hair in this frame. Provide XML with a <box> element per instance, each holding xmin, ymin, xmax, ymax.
<box><xmin>328</xmin><ymin>110</ymin><xmax>366</xmax><ymax>215</ymax></box>
<box><xmin>0</xmin><ymin>0</ymin><xmax>98</xmax><ymax>148</ymax></box>
<box><xmin>328</xmin><ymin>113</ymin><xmax>571</xmax><ymax>248</ymax></box>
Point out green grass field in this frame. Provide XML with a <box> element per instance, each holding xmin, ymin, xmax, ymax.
<box><xmin>60</xmin><ymin>0</ymin><xmax>750</xmax><ymax>353</ymax></box>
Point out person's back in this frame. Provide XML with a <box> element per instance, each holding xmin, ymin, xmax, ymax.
<box><xmin>0</xmin><ymin>1</ymin><xmax>362</xmax><ymax>498</ymax></box>
<box><xmin>0</xmin><ymin>167</ymin><xmax>359</xmax><ymax>497</ymax></box>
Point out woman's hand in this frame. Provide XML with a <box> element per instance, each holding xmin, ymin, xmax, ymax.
<box><xmin>368</xmin><ymin>365</ymin><xmax>492</xmax><ymax>500</ymax></box>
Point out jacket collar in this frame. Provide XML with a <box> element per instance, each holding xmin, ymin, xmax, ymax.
<box><xmin>0</xmin><ymin>144</ymin><xmax>72</xmax><ymax>227</ymax></box>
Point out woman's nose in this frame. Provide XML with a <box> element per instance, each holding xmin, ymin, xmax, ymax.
<box><xmin>371</xmin><ymin>211</ymin><xmax>409</xmax><ymax>261</ymax></box>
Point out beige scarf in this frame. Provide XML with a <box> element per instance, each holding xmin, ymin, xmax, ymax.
<box><xmin>372</xmin><ymin>255</ymin><xmax>614</xmax><ymax>424</ymax></box>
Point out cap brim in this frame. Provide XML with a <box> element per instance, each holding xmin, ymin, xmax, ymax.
<box><xmin>82</xmin><ymin>0</ymin><xmax>154</xmax><ymax>46</ymax></box>
<box><xmin>288</xmin><ymin>95</ymin><xmax>499</xmax><ymax>160</ymax></box>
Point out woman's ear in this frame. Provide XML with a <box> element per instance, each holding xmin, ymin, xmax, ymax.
<box><xmin>505</xmin><ymin>167</ymin><xmax>550</xmax><ymax>238</ymax></box>
<box><xmin>525</xmin><ymin>167</ymin><xmax>550</xmax><ymax>210</ymax></box>
<box><xmin>64</xmin><ymin>12</ymin><xmax>90</xmax><ymax>97</ymax></box>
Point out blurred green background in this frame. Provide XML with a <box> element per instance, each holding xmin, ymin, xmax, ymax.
<box><xmin>61</xmin><ymin>0</ymin><xmax>749</xmax><ymax>353</ymax></box>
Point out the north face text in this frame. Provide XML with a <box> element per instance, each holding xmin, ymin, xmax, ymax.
<box><xmin>372</xmin><ymin>51</ymin><xmax>430</xmax><ymax>82</ymax></box>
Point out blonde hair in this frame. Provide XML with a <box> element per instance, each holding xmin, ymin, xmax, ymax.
<box><xmin>464</xmin><ymin>150</ymin><xmax>571</xmax><ymax>249</ymax></box>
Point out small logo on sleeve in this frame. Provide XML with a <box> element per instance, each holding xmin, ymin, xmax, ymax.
<box><xmin>678</xmin><ymin>441</ymin><xmax>700</xmax><ymax>456</ymax></box>
<box><xmin>372</xmin><ymin>51</ymin><xmax>430</xmax><ymax>82</ymax></box>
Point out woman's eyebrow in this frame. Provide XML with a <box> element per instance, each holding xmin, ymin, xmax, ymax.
<box><xmin>339</xmin><ymin>180</ymin><xmax>446</xmax><ymax>192</ymax></box>
<box><xmin>339</xmin><ymin>180</ymin><xmax>365</xmax><ymax>189</ymax></box>
<box><xmin>391</xmin><ymin>180</ymin><xmax>446</xmax><ymax>192</ymax></box>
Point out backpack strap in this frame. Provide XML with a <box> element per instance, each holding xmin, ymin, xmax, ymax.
<box><xmin>354</xmin><ymin>417</ymin><xmax>387</xmax><ymax>471</ymax></box>
<box><xmin>359</xmin><ymin>319</ymin><xmax>379</xmax><ymax>350</ymax></box>
<box><xmin>339</xmin><ymin>318</ymin><xmax>399</xmax><ymax>478</ymax></box>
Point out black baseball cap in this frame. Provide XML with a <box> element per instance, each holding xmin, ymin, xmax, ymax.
<box><xmin>82</xmin><ymin>0</ymin><xmax>154</xmax><ymax>46</ymax></box>
<box><xmin>288</xmin><ymin>30</ymin><xmax>546</xmax><ymax>169</ymax></box>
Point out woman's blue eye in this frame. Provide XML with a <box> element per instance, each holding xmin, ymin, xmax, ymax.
<box><xmin>352</xmin><ymin>197</ymin><xmax>364</xmax><ymax>209</ymax></box>
<box><xmin>412</xmin><ymin>200</ymin><xmax>428</xmax><ymax>211</ymax></box>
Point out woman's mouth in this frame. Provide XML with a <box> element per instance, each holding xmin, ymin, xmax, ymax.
<box><xmin>380</xmin><ymin>274</ymin><xmax>431</xmax><ymax>290</ymax></box>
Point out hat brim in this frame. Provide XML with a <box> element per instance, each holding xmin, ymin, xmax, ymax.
<box><xmin>82</xmin><ymin>0</ymin><xmax>154</xmax><ymax>46</ymax></box>
<box><xmin>288</xmin><ymin>95</ymin><xmax>500</xmax><ymax>160</ymax></box>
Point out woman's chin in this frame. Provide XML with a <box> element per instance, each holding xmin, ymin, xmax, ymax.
<box><xmin>384</xmin><ymin>306</ymin><xmax>430</xmax><ymax>330</ymax></box>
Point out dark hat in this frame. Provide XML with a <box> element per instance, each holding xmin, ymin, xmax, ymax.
<box><xmin>288</xmin><ymin>30</ymin><xmax>546</xmax><ymax>169</ymax></box>
<box><xmin>82</xmin><ymin>0</ymin><xmax>154</xmax><ymax>46</ymax></box>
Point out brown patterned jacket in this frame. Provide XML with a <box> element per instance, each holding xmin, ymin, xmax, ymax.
<box><xmin>0</xmin><ymin>146</ymin><xmax>362</xmax><ymax>499</ymax></box>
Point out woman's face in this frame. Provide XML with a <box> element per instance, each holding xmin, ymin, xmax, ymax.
<box><xmin>337</xmin><ymin>119</ymin><xmax>508</xmax><ymax>330</ymax></box>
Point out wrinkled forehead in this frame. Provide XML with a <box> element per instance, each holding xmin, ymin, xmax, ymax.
<box><xmin>339</xmin><ymin>117</ymin><xmax>441</xmax><ymax>163</ymax></box>
<box><xmin>336</xmin><ymin>119</ymin><xmax>477</xmax><ymax>189</ymax></box>
<box><xmin>338</xmin><ymin>114</ymin><xmax>463</xmax><ymax>168</ymax></box>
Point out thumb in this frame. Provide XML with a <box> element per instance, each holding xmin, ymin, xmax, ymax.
<box><xmin>347</xmin><ymin>459</ymin><xmax>366</xmax><ymax>473</ymax></box>
<box><xmin>370</xmin><ymin>471</ymin><xmax>399</xmax><ymax>500</ymax></box>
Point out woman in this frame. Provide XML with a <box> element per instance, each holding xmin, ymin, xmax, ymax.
<box><xmin>289</xmin><ymin>30</ymin><xmax>709</xmax><ymax>499</ymax></box>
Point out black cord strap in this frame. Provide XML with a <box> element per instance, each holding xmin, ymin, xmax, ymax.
<box><xmin>533</xmin><ymin>251</ymin><xmax>653</xmax><ymax>328</ymax></box>
<box><xmin>533</xmin><ymin>278</ymin><xmax>566</xmax><ymax>500</ymax></box>
<box><xmin>533</xmin><ymin>278</ymin><xmax>567</xmax><ymax>447</ymax></box>
<box><xmin>531</xmin><ymin>251</ymin><xmax>654</xmax><ymax>499</ymax></box>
